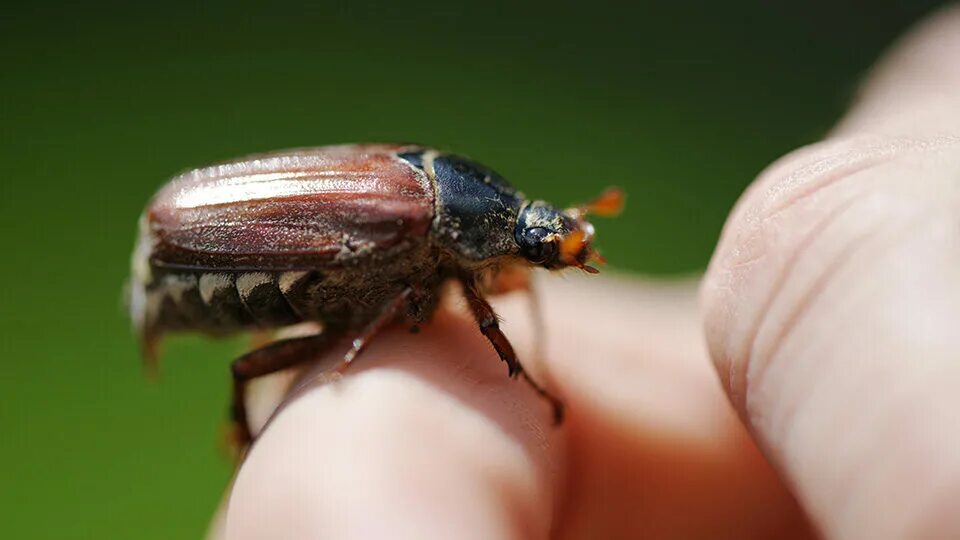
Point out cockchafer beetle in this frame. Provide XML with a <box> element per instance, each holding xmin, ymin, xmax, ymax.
<box><xmin>129</xmin><ymin>143</ymin><xmax>623</xmax><ymax>445</ymax></box>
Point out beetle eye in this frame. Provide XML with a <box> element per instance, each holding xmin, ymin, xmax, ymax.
<box><xmin>519</xmin><ymin>227</ymin><xmax>558</xmax><ymax>264</ymax></box>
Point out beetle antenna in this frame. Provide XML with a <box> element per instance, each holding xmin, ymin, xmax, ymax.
<box><xmin>573</xmin><ymin>186</ymin><xmax>625</xmax><ymax>218</ymax></box>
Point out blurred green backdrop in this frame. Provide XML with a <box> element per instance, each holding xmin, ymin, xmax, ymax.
<box><xmin>0</xmin><ymin>1</ymin><xmax>947</xmax><ymax>537</ymax></box>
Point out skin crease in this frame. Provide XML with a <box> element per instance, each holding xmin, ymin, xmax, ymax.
<box><xmin>209</xmin><ymin>7</ymin><xmax>960</xmax><ymax>538</ymax></box>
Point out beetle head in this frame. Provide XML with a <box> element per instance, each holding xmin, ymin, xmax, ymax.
<box><xmin>515</xmin><ymin>187</ymin><xmax>623</xmax><ymax>272</ymax></box>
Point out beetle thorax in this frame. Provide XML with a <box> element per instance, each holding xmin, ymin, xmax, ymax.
<box><xmin>427</xmin><ymin>153</ymin><xmax>525</xmax><ymax>262</ymax></box>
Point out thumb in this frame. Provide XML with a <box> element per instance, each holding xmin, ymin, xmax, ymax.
<box><xmin>702</xmin><ymin>6</ymin><xmax>960</xmax><ymax>539</ymax></box>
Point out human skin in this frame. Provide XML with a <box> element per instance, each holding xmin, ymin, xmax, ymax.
<box><xmin>214</xmin><ymin>6</ymin><xmax>960</xmax><ymax>539</ymax></box>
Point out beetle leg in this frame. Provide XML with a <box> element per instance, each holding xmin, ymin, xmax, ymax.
<box><xmin>460</xmin><ymin>279</ymin><xmax>565</xmax><ymax>424</ymax></box>
<box><xmin>462</xmin><ymin>280</ymin><xmax>521</xmax><ymax>378</ymax></box>
<box><xmin>230</xmin><ymin>332</ymin><xmax>339</xmax><ymax>446</ymax></box>
<box><xmin>333</xmin><ymin>286</ymin><xmax>414</xmax><ymax>373</ymax></box>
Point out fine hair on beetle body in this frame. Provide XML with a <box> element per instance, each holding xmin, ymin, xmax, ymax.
<box><xmin>128</xmin><ymin>143</ymin><xmax>623</xmax><ymax>447</ymax></box>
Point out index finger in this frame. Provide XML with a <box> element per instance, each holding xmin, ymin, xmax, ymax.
<box><xmin>224</xmin><ymin>302</ymin><xmax>563</xmax><ymax>540</ymax></box>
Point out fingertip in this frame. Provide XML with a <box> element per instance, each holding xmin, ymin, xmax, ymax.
<box><xmin>224</xmin><ymin>311</ymin><xmax>562</xmax><ymax>540</ymax></box>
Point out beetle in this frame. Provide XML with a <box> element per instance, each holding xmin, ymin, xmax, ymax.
<box><xmin>129</xmin><ymin>143</ymin><xmax>622</xmax><ymax>445</ymax></box>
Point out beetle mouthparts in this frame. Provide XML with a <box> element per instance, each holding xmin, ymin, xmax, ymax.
<box><xmin>559</xmin><ymin>186</ymin><xmax>622</xmax><ymax>272</ymax></box>
<box><xmin>558</xmin><ymin>230</ymin><xmax>588</xmax><ymax>265</ymax></box>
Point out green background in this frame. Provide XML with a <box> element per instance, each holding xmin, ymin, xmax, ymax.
<box><xmin>0</xmin><ymin>1</ymin><xmax>946</xmax><ymax>537</ymax></box>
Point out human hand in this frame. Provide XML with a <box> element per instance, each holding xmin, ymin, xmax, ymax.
<box><xmin>211</xmin><ymin>275</ymin><xmax>808</xmax><ymax>539</ymax></box>
<box><xmin>212</xmin><ymin>6</ymin><xmax>960</xmax><ymax>538</ymax></box>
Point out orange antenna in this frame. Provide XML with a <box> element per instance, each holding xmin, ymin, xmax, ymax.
<box><xmin>578</xmin><ymin>186</ymin><xmax>625</xmax><ymax>217</ymax></box>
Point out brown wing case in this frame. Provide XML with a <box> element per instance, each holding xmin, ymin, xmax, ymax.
<box><xmin>145</xmin><ymin>144</ymin><xmax>434</xmax><ymax>270</ymax></box>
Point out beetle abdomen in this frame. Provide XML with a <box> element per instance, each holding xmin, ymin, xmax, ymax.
<box><xmin>139</xmin><ymin>270</ymin><xmax>307</xmax><ymax>337</ymax></box>
<box><xmin>129</xmin><ymin>143</ymin><xmax>443</xmax><ymax>348</ymax></box>
<box><xmin>135</xmin><ymin>267</ymin><xmax>381</xmax><ymax>336</ymax></box>
<box><xmin>131</xmin><ymin>251</ymin><xmax>438</xmax><ymax>345</ymax></box>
